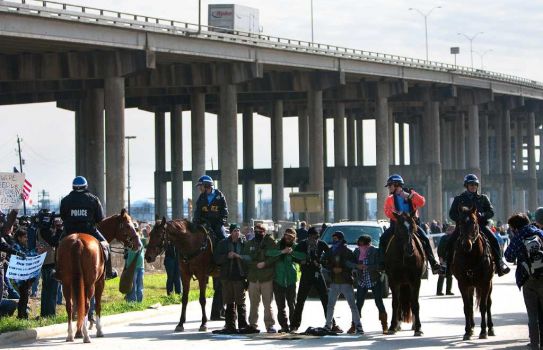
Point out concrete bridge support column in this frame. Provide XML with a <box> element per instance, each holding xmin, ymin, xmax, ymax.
<box><xmin>154</xmin><ymin>111</ymin><xmax>167</xmax><ymax>219</ymax></box>
<box><xmin>480</xmin><ymin>112</ymin><xmax>490</xmax><ymax>176</ymax></box>
<box><xmin>389</xmin><ymin>108</ymin><xmax>395</xmax><ymax>164</ymax></box>
<box><xmin>423</xmin><ymin>95</ymin><xmax>443</xmax><ymax>222</ymax></box>
<box><xmin>528</xmin><ymin>112</ymin><xmax>538</xmax><ymax>210</ymax></box>
<box><xmin>243</xmin><ymin>108</ymin><xmax>256</xmax><ymax>224</ymax></box>
<box><xmin>375</xmin><ymin>83</ymin><xmax>390</xmax><ymax>220</ymax></box>
<box><xmin>334</xmin><ymin>102</ymin><xmax>348</xmax><ymax>221</ymax></box>
<box><xmin>467</xmin><ymin>105</ymin><xmax>481</xmax><ymax>180</ymax></box>
<box><xmin>347</xmin><ymin>115</ymin><xmax>357</xmax><ymax>220</ymax></box>
<box><xmin>104</xmin><ymin>77</ymin><xmax>125</xmax><ymax>216</ymax></box>
<box><xmin>171</xmin><ymin>105</ymin><xmax>184</xmax><ymax>219</ymax></box>
<box><xmin>191</xmin><ymin>91</ymin><xmax>206</xmax><ymax>208</ymax></box>
<box><xmin>441</xmin><ymin>119</ymin><xmax>453</xmax><ymax>170</ymax></box>
<box><xmin>502</xmin><ymin>109</ymin><xmax>513</xmax><ymax>221</ymax></box>
<box><xmin>80</xmin><ymin>89</ymin><xmax>105</xmax><ymax>203</ymax></box>
<box><xmin>308</xmin><ymin>90</ymin><xmax>324</xmax><ymax>223</ymax></box>
<box><xmin>455</xmin><ymin>111</ymin><xmax>466</xmax><ymax>170</ymax></box>
<box><xmin>299</xmin><ymin>109</ymin><xmax>310</xmax><ymax>169</ymax></box>
<box><xmin>399</xmin><ymin>122</ymin><xmax>405</xmax><ymax>166</ymax></box>
<box><xmin>219</xmin><ymin>84</ymin><xmax>239</xmax><ymax>223</ymax></box>
<box><xmin>410</xmin><ymin>120</ymin><xmax>422</xmax><ymax>165</ymax></box>
<box><xmin>515</xmin><ymin>118</ymin><xmax>524</xmax><ymax>172</ymax></box>
<box><xmin>75</xmin><ymin>108</ymin><xmax>86</xmax><ymax>177</ymax></box>
<box><xmin>356</xmin><ymin>117</ymin><xmax>364</xmax><ymax>166</ymax></box>
<box><xmin>271</xmin><ymin>100</ymin><xmax>285</xmax><ymax>222</ymax></box>
<box><xmin>359</xmin><ymin>191</ymin><xmax>367</xmax><ymax>220</ymax></box>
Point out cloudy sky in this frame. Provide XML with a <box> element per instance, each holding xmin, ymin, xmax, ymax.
<box><xmin>1</xmin><ymin>0</ymin><xmax>542</xmax><ymax>207</ymax></box>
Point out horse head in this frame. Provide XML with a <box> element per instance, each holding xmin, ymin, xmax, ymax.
<box><xmin>458</xmin><ymin>206</ymin><xmax>480</xmax><ymax>253</ymax></box>
<box><xmin>144</xmin><ymin>217</ymin><xmax>167</xmax><ymax>263</ymax></box>
<box><xmin>98</xmin><ymin>208</ymin><xmax>141</xmax><ymax>250</ymax></box>
<box><xmin>393</xmin><ymin>211</ymin><xmax>417</xmax><ymax>256</ymax></box>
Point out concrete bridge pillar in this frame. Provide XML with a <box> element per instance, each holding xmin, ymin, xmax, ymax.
<box><xmin>80</xmin><ymin>89</ymin><xmax>105</xmax><ymax>204</ymax></box>
<box><xmin>480</xmin><ymin>112</ymin><xmax>490</xmax><ymax>176</ymax></box>
<box><xmin>308</xmin><ymin>89</ymin><xmax>324</xmax><ymax>223</ymax></box>
<box><xmin>455</xmin><ymin>111</ymin><xmax>466</xmax><ymax>170</ymax></box>
<box><xmin>399</xmin><ymin>122</ymin><xmax>405</xmax><ymax>166</ymax></box>
<box><xmin>502</xmin><ymin>109</ymin><xmax>513</xmax><ymax>220</ymax></box>
<box><xmin>467</xmin><ymin>104</ymin><xmax>481</xmax><ymax>180</ymax></box>
<box><xmin>218</xmin><ymin>84</ymin><xmax>238</xmax><ymax>223</ymax></box>
<box><xmin>423</xmin><ymin>95</ymin><xmax>442</xmax><ymax>222</ymax></box>
<box><xmin>528</xmin><ymin>112</ymin><xmax>538</xmax><ymax>210</ymax></box>
<box><xmin>347</xmin><ymin>114</ymin><xmax>357</xmax><ymax>220</ymax></box>
<box><xmin>356</xmin><ymin>117</ymin><xmax>364</xmax><ymax>166</ymax></box>
<box><xmin>515</xmin><ymin>117</ymin><xmax>524</xmax><ymax>172</ymax></box>
<box><xmin>441</xmin><ymin>119</ymin><xmax>453</xmax><ymax>170</ymax></box>
<box><xmin>171</xmin><ymin>105</ymin><xmax>184</xmax><ymax>219</ymax></box>
<box><xmin>271</xmin><ymin>100</ymin><xmax>285</xmax><ymax>222</ymax></box>
<box><xmin>334</xmin><ymin>101</ymin><xmax>348</xmax><ymax>221</ymax></box>
<box><xmin>389</xmin><ymin>108</ymin><xmax>395</xmax><ymax>164</ymax></box>
<box><xmin>299</xmin><ymin>108</ymin><xmax>310</xmax><ymax>168</ymax></box>
<box><xmin>75</xmin><ymin>108</ymin><xmax>87</xmax><ymax>177</ymax></box>
<box><xmin>104</xmin><ymin>77</ymin><xmax>125</xmax><ymax>216</ymax></box>
<box><xmin>154</xmin><ymin>111</ymin><xmax>167</xmax><ymax>219</ymax></box>
<box><xmin>191</xmin><ymin>91</ymin><xmax>206</xmax><ymax>208</ymax></box>
<box><xmin>242</xmin><ymin>108</ymin><xmax>256</xmax><ymax>224</ymax></box>
<box><xmin>375</xmin><ymin>82</ymin><xmax>390</xmax><ymax>220</ymax></box>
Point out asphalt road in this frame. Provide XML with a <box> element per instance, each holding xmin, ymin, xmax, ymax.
<box><xmin>10</xmin><ymin>270</ymin><xmax>531</xmax><ymax>350</ymax></box>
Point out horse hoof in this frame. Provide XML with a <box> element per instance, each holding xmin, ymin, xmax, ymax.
<box><xmin>488</xmin><ymin>328</ymin><xmax>495</xmax><ymax>336</ymax></box>
<box><xmin>387</xmin><ymin>330</ymin><xmax>396</xmax><ymax>335</ymax></box>
<box><xmin>96</xmin><ymin>330</ymin><xmax>104</xmax><ymax>338</ymax></box>
<box><xmin>414</xmin><ymin>330</ymin><xmax>423</xmax><ymax>336</ymax></box>
<box><xmin>479</xmin><ymin>333</ymin><xmax>487</xmax><ymax>339</ymax></box>
<box><xmin>66</xmin><ymin>336</ymin><xmax>74</xmax><ymax>342</ymax></box>
<box><xmin>463</xmin><ymin>334</ymin><xmax>471</xmax><ymax>341</ymax></box>
<box><xmin>199</xmin><ymin>325</ymin><xmax>207</xmax><ymax>332</ymax></box>
<box><xmin>83</xmin><ymin>337</ymin><xmax>91</xmax><ymax>343</ymax></box>
<box><xmin>175</xmin><ymin>325</ymin><xmax>184</xmax><ymax>332</ymax></box>
<box><xmin>75</xmin><ymin>331</ymin><xmax>82</xmax><ymax>339</ymax></box>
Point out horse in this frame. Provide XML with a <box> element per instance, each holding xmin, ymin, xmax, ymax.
<box><xmin>451</xmin><ymin>206</ymin><xmax>495</xmax><ymax>340</ymax></box>
<box><xmin>384</xmin><ymin>211</ymin><xmax>426</xmax><ymax>336</ymax></box>
<box><xmin>144</xmin><ymin>218</ymin><xmax>213</xmax><ymax>332</ymax></box>
<box><xmin>57</xmin><ymin>208</ymin><xmax>141</xmax><ymax>343</ymax></box>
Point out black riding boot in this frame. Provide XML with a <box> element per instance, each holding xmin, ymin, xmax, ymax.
<box><xmin>482</xmin><ymin>228</ymin><xmax>510</xmax><ymax>277</ymax></box>
<box><xmin>237</xmin><ymin>303</ymin><xmax>248</xmax><ymax>329</ymax></box>
<box><xmin>101</xmin><ymin>242</ymin><xmax>118</xmax><ymax>280</ymax></box>
<box><xmin>212</xmin><ymin>303</ymin><xmax>237</xmax><ymax>334</ymax></box>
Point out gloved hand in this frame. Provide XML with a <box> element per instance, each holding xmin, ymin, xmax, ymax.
<box><xmin>15</xmin><ymin>251</ymin><xmax>27</xmax><ymax>259</ymax></box>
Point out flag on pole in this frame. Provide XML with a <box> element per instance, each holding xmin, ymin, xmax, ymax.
<box><xmin>22</xmin><ymin>179</ymin><xmax>32</xmax><ymax>200</ymax></box>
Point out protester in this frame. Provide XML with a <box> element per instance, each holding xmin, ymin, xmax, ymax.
<box><xmin>12</xmin><ymin>228</ymin><xmax>34</xmax><ymax>319</ymax></box>
<box><xmin>37</xmin><ymin>215</ymin><xmax>62</xmax><ymax>317</ymax></box>
<box><xmin>436</xmin><ymin>226</ymin><xmax>454</xmax><ymax>296</ymax></box>
<box><xmin>296</xmin><ymin>221</ymin><xmax>309</xmax><ymax>243</ymax></box>
<box><xmin>125</xmin><ymin>231</ymin><xmax>145</xmax><ymax>303</ymax></box>
<box><xmin>266</xmin><ymin>228</ymin><xmax>305</xmax><ymax>333</ymax></box>
<box><xmin>164</xmin><ymin>240</ymin><xmax>181</xmax><ymax>296</ymax></box>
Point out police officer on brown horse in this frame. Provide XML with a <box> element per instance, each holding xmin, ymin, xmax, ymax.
<box><xmin>193</xmin><ymin>175</ymin><xmax>228</xmax><ymax>320</ymax></box>
<box><xmin>57</xmin><ymin>176</ymin><xmax>117</xmax><ymax>280</ymax></box>
<box><xmin>444</xmin><ymin>174</ymin><xmax>510</xmax><ymax>277</ymax></box>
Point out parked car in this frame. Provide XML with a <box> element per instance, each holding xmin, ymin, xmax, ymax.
<box><xmin>320</xmin><ymin>221</ymin><xmax>390</xmax><ymax>298</ymax></box>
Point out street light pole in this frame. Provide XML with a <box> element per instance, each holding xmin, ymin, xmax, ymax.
<box><xmin>409</xmin><ymin>6</ymin><xmax>441</xmax><ymax>62</ymax></box>
<box><xmin>457</xmin><ymin>31</ymin><xmax>484</xmax><ymax>69</ymax></box>
<box><xmin>474</xmin><ymin>49</ymin><xmax>493</xmax><ymax>70</ymax></box>
<box><xmin>310</xmin><ymin>0</ymin><xmax>314</xmax><ymax>44</ymax></box>
<box><xmin>125</xmin><ymin>136</ymin><xmax>136</xmax><ymax>214</ymax></box>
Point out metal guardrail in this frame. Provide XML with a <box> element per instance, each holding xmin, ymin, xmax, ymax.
<box><xmin>1</xmin><ymin>0</ymin><xmax>542</xmax><ymax>90</ymax></box>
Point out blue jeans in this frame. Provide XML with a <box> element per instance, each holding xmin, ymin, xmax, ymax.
<box><xmin>164</xmin><ymin>256</ymin><xmax>181</xmax><ymax>295</ymax></box>
<box><xmin>31</xmin><ymin>274</ymin><xmax>39</xmax><ymax>297</ymax></box>
<box><xmin>5</xmin><ymin>272</ymin><xmax>19</xmax><ymax>299</ymax></box>
<box><xmin>88</xmin><ymin>297</ymin><xmax>95</xmax><ymax>320</ymax></box>
<box><xmin>325</xmin><ymin>283</ymin><xmax>361</xmax><ymax>328</ymax></box>
<box><xmin>40</xmin><ymin>265</ymin><xmax>59</xmax><ymax>317</ymax></box>
<box><xmin>57</xmin><ymin>284</ymin><xmax>63</xmax><ymax>305</ymax></box>
<box><xmin>356</xmin><ymin>280</ymin><xmax>386</xmax><ymax>316</ymax></box>
<box><xmin>126</xmin><ymin>268</ymin><xmax>144</xmax><ymax>302</ymax></box>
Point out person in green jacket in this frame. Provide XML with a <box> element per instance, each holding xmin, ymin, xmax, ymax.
<box><xmin>266</xmin><ymin>228</ymin><xmax>306</xmax><ymax>333</ymax></box>
<box><xmin>240</xmin><ymin>224</ymin><xmax>278</xmax><ymax>333</ymax></box>
<box><xmin>125</xmin><ymin>233</ymin><xmax>146</xmax><ymax>302</ymax></box>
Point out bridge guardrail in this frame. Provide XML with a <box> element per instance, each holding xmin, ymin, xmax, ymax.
<box><xmin>0</xmin><ymin>0</ymin><xmax>542</xmax><ymax>90</ymax></box>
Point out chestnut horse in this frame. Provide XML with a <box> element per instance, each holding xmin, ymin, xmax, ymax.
<box><xmin>57</xmin><ymin>208</ymin><xmax>141</xmax><ymax>343</ymax></box>
<box><xmin>145</xmin><ymin>218</ymin><xmax>213</xmax><ymax>332</ymax></box>
<box><xmin>452</xmin><ymin>206</ymin><xmax>495</xmax><ymax>340</ymax></box>
<box><xmin>384</xmin><ymin>211</ymin><xmax>426</xmax><ymax>336</ymax></box>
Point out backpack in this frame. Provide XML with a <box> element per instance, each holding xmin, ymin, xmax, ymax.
<box><xmin>521</xmin><ymin>234</ymin><xmax>543</xmax><ymax>278</ymax></box>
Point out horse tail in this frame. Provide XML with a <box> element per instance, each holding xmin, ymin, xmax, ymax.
<box><xmin>400</xmin><ymin>284</ymin><xmax>413</xmax><ymax>323</ymax></box>
<box><xmin>72</xmin><ymin>238</ymin><xmax>86</xmax><ymax>334</ymax></box>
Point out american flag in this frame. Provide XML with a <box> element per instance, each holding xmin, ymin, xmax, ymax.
<box><xmin>13</xmin><ymin>167</ymin><xmax>32</xmax><ymax>201</ymax></box>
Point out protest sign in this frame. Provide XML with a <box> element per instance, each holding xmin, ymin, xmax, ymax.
<box><xmin>0</xmin><ymin>172</ymin><xmax>25</xmax><ymax>211</ymax></box>
<box><xmin>6</xmin><ymin>252</ymin><xmax>47</xmax><ymax>280</ymax></box>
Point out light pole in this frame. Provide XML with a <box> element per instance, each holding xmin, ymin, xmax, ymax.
<box><xmin>310</xmin><ymin>0</ymin><xmax>314</xmax><ymax>44</ymax></box>
<box><xmin>409</xmin><ymin>6</ymin><xmax>441</xmax><ymax>62</ymax></box>
<box><xmin>457</xmin><ymin>31</ymin><xmax>484</xmax><ymax>69</ymax></box>
<box><xmin>125</xmin><ymin>136</ymin><xmax>136</xmax><ymax>214</ymax></box>
<box><xmin>474</xmin><ymin>49</ymin><xmax>493</xmax><ymax>70</ymax></box>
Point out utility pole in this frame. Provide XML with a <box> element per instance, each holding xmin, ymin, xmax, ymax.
<box><xmin>16</xmin><ymin>135</ymin><xmax>26</xmax><ymax>215</ymax></box>
<box><xmin>125</xmin><ymin>136</ymin><xmax>136</xmax><ymax>215</ymax></box>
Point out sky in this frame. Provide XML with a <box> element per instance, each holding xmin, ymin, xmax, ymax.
<box><xmin>1</xmin><ymin>0</ymin><xmax>542</xmax><ymax>207</ymax></box>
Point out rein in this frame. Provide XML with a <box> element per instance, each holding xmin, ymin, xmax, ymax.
<box><xmin>178</xmin><ymin>233</ymin><xmax>209</xmax><ymax>263</ymax></box>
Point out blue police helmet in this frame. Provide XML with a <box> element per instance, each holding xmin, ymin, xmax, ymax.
<box><xmin>463</xmin><ymin>174</ymin><xmax>479</xmax><ymax>186</ymax></box>
<box><xmin>385</xmin><ymin>174</ymin><xmax>404</xmax><ymax>187</ymax></box>
<box><xmin>72</xmin><ymin>176</ymin><xmax>88</xmax><ymax>190</ymax></box>
<box><xmin>196</xmin><ymin>175</ymin><xmax>213</xmax><ymax>187</ymax></box>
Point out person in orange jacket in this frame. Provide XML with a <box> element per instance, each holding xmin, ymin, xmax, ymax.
<box><xmin>378</xmin><ymin>174</ymin><xmax>441</xmax><ymax>274</ymax></box>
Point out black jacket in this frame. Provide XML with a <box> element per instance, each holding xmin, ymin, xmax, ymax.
<box><xmin>60</xmin><ymin>190</ymin><xmax>104</xmax><ymax>235</ymax></box>
<box><xmin>295</xmin><ymin>239</ymin><xmax>329</xmax><ymax>275</ymax></box>
<box><xmin>449</xmin><ymin>190</ymin><xmax>494</xmax><ymax>225</ymax></box>
<box><xmin>214</xmin><ymin>235</ymin><xmax>247</xmax><ymax>281</ymax></box>
<box><xmin>193</xmin><ymin>189</ymin><xmax>228</xmax><ymax>237</ymax></box>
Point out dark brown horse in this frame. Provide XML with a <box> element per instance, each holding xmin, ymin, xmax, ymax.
<box><xmin>57</xmin><ymin>209</ymin><xmax>141</xmax><ymax>343</ymax></box>
<box><xmin>384</xmin><ymin>211</ymin><xmax>426</xmax><ymax>336</ymax></box>
<box><xmin>144</xmin><ymin>218</ymin><xmax>213</xmax><ymax>332</ymax></box>
<box><xmin>452</xmin><ymin>206</ymin><xmax>495</xmax><ymax>340</ymax></box>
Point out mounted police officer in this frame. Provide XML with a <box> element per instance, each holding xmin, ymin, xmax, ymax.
<box><xmin>58</xmin><ymin>176</ymin><xmax>117</xmax><ymax>279</ymax></box>
<box><xmin>378</xmin><ymin>174</ymin><xmax>441</xmax><ymax>274</ymax></box>
<box><xmin>444</xmin><ymin>174</ymin><xmax>510</xmax><ymax>277</ymax></box>
<box><xmin>193</xmin><ymin>174</ymin><xmax>228</xmax><ymax>320</ymax></box>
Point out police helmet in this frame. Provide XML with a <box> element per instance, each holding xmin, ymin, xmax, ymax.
<box><xmin>196</xmin><ymin>175</ymin><xmax>213</xmax><ymax>187</ymax></box>
<box><xmin>72</xmin><ymin>176</ymin><xmax>88</xmax><ymax>190</ymax></box>
<box><xmin>463</xmin><ymin>174</ymin><xmax>480</xmax><ymax>187</ymax></box>
<box><xmin>385</xmin><ymin>174</ymin><xmax>404</xmax><ymax>187</ymax></box>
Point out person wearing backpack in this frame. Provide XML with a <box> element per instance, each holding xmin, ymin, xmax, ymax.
<box><xmin>505</xmin><ymin>212</ymin><xmax>543</xmax><ymax>350</ymax></box>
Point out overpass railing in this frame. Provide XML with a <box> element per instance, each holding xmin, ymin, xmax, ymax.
<box><xmin>1</xmin><ymin>0</ymin><xmax>542</xmax><ymax>90</ymax></box>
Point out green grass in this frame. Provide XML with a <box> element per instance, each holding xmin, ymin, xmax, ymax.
<box><xmin>0</xmin><ymin>273</ymin><xmax>214</xmax><ymax>334</ymax></box>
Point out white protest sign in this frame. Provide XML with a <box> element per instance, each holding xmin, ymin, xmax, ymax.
<box><xmin>0</xmin><ymin>172</ymin><xmax>25</xmax><ymax>211</ymax></box>
<box><xmin>6</xmin><ymin>252</ymin><xmax>47</xmax><ymax>280</ymax></box>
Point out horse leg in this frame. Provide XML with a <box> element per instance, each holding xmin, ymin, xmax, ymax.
<box><xmin>198</xmin><ymin>276</ymin><xmax>208</xmax><ymax>332</ymax></box>
<box><xmin>479</xmin><ymin>285</ymin><xmax>490</xmax><ymax>339</ymax></box>
<box><xmin>459</xmin><ymin>283</ymin><xmax>473</xmax><ymax>340</ymax></box>
<box><xmin>175</xmin><ymin>272</ymin><xmax>190</xmax><ymax>332</ymax></box>
<box><xmin>388</xmin><ymin>285</ymin><xmax>400</xmax><ymax>335</ymax></box>
<box><xmin>64</xmin><ymin>285</ymin><xmax>74</xmax><ymax>342</ymax></box>
<box><xmin>95</xmin><ymin>277</ymin><xmax>105</xmax><ymax>337</ymax></box>
<box><xmin>487</xmin><ymin>285</ymin><xmax>495</xmax><ymax>336</ymax></box>
<box><xmin>412</xmin><ymin>283</ymin><xmax>423</xmax><ymax>336</ymax></box>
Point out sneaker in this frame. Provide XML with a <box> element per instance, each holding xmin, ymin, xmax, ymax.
<box><xmin>331</xmin><ymin>324</ymin><xmax>343</xmax><ymax>333</ymax></box>
<box><xmin>266</xmin><ymin>327</ymin><xmax>277</xmax><ymax>334</ymax></box>
<box><xmin>289</xmin><ymin>327</ymin><xmax>298</xmax><ymax>333</ymax></box>
<box><xmin>239</xmin><ymin>326</ymin><xmax>260</xmax><ymax>334</ymax></box>
<box><xmin>436</xmin><ymin>292</ymin><xmax>444</xmax><ymax>296</ymax></box>
<box><xmin>347</xmin><ymin>324</ymin><xmax>356</xmax><ymax>334</ymax></box>
<box><xmin>446</xmin><ymin>291</ymin><xmax>455</xmax><ymax>296</ymax></box>
<box><xmin>356</xmin><ymin>327</ymin><xmax>365</xmax><ymax>335</ymax></box>
<box><xmin>212</xmin><ymin>327</ymin><xmax>238</xmax><ymax>335</ymax></box>
<box><xmin>278</xmin><ymin>327</ymin><xmax>289</xmax><ymax>333</ymax></box>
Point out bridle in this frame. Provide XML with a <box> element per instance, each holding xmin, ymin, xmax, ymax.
<box><xmin>459</xmin><ymin>213</ymin><xmax>480</xmax><ymax>253</ymax></box>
